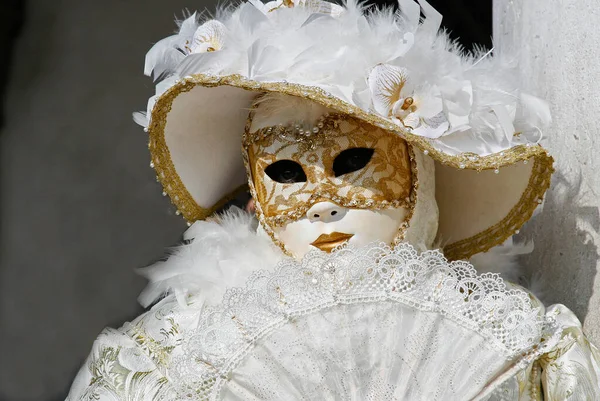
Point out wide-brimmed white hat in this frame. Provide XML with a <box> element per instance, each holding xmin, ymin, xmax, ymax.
<box><xmin>135</xmin><ymin>0</ymin><xmax>554</xmax><ymax>260</ymax></box>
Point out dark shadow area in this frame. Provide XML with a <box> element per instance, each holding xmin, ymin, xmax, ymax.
<box><xmin>0</xmin><ymin>0</ymin><xmax>25</xmax><ymax>128</ymax></box>
<box><xmin>367</xmin><ymin>0</ymin><xmax>492</xmax><ymax>51</ymax></box>
<box><xmin>0</xmin><ymin>3</ymin><xmax>26</xmax><ymax>401</ymax></box>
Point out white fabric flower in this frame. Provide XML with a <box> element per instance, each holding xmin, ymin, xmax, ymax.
<box><xmin>438</xmin><ymin>77</ymin><xmax>473</xmax><ymax>133</ymax></box>
<box><xmin>394</xmin><ymin>85</ymin><xmax>448</xmax><ymax>138</ymax></box>
<box><xmin>368</xmin><ymin>64</ymin><xmax>475</xmax><ymax>139</ymax></box>
<box><xmin>189</xmin><ymin>20</ymin><xmax>226</xmax><ymax>54</ymax></box>
<box><xmin>368</xmin><ymin>64</ymin><xmax>449</xmax><ymax>138</ymax></box>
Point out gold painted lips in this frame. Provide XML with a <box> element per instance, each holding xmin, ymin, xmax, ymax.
<box><xmin>310</xmin><ymin>232</ymin><xmax>354</xmax><ymax>253</ymax></box>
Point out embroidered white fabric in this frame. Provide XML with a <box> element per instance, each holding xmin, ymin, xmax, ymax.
<box><xmin>157</xmin><ymin>242</ymin><xmax>560</xmax><ymax>400</ymax></box>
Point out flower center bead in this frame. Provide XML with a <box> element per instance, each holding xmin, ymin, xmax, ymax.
<box><xmin>401</xmin><ymin>97</ymin><xmax>414</xmax><ymax>111</ymax></box>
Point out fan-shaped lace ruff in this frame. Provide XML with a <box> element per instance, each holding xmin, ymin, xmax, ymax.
<box><xmin>162</xmin><ymin>243</ymin><xmax>560</xmax><ymax>400</ymax></box>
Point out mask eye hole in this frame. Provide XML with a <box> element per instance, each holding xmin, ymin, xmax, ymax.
<box><xmin>264</xmin><ymin>160</ymin><xmax>308</xmax><ymax>183</ymax></box>
<box><xmin>332</xmin><ymin>148</ymin><xmax>375</xmax><ymax>177</ymax></box>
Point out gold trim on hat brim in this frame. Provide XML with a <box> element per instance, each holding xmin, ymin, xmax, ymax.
<box><xmin>146</xmin><ymin>73</ymin><xmax>554</xmax><ymax>258</ymax></box>
<box><xmin>438</xmin><ymin>156</ymin><xmax>553</xmax><ymax>260</ymax></box>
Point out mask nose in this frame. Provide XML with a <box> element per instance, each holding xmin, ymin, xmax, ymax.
<box><xmin>306</xmin><ymin>202</ymin><xmax>347</xmax><ymax>223</ymax></box>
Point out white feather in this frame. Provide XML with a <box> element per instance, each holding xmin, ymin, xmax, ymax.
<box><xmin>526</xmin><ymin>269</ymin><xmax>548</xmax><ymax>306</ymax></box>
<box><xmin>137</xmin><ymin>208</ymin><xmax>284</xmax><ymax>308</ymax></box>
<box><xmin>247</xmin><ymin>40</ymin><xmax>284</xmax><ymax>79</ymax></box>
<box><xmin>144</xmin><ymin>13</ymin><xmax>199</xmax><ymax>79</ymax></box>
<box><xmin>137</xmin><ymin>0</ymin><xmax>551</xmax><ymax>156</ymax></box>
<box><xmin>301</xmin><ymin>13</ymin><xmax>336</xmax><ymax>27</ymax></box>
<box><xmin>397</xmin><ymin>0</ymin><xmax>420</xmax><ymax>32</ymax></box>
<box><xmin>517</xmin><ymin>92</ymin><xmax>552</xmax><ymax>132</ymax></box>
<box><xmin>491</xmin><ymin>105</ymin><xmax>516</xmax><ymax>144</ymax></box>
<box><xmin>417</xmin><ymin>0</ymin><xmax>442</xmax><ymax>39</ymax></box>
<box><xmin>176</xmin><ymin>51</ymin><xmax>223</xmax><ymax>78</ymax></box>
<box><xmin>238</xmin><ymin>2</ymin><xmax>269</xmax><ymax>33</ymax></box>
<box><xmin>144</xmin><ymin>37</ymin><xmax>185</xmax><ymax>79</ymax></box>
<box><xmin>469</xmin><ymin>237</ymin><xmax>534</xmax><ymax>283</ymax></box>
<box><xmin>132</xmin><ymin>111</ymin><xmax>148</xmax><ymax>128</ymax></box>
<box><xmin>249</xmin><ymin>92</ymin><xmax>334</xmax><ymax>131</ymax></box>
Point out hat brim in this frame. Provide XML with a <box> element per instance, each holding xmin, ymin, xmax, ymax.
<box><xmin>147</xmin><ymin>74</ymin><xmax>553</xmax><ymax>260</ymax></box>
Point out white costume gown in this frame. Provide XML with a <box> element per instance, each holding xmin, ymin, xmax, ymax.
<box><xmin>67</xmin><ymin>212</ymin><xmax>600</xmax><ymax>401</ymax></box>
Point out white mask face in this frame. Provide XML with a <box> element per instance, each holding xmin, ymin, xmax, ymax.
<box><xmin>275</xmin><ymin>203</ymin><xmax>408</xmax><ymax>258</ymax></box>
<box><xmin>245</xmin><ymin>113</ymin><xmax>417</xmax><ymax>259</ymax></box>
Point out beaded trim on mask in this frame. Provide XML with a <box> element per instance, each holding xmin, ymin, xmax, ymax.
<box><xmin>243</xmin><ymin>112</ymin><xmax>339</xmax><ymax>147</ymax></box>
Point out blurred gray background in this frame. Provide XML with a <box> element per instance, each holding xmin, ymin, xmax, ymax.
<box><xmin>0</xmin><ymin>1</ymin><xmax>192</xmax><ymax>399</ymax></box>
<box><xmin>0</xmin><ymin>0</ymin><xmax>598</xmax><ymax>400</ymax></box>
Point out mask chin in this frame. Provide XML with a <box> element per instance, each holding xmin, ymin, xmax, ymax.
<box><xmin>272</xmin><ymin>206</ymin><xmax>409</xmax><ymax>259</ymax></box>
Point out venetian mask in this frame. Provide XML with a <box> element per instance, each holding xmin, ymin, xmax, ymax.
<box><xmin>244</xmin><ymin>111</ymin><xmax>419</xmax><ymax>258</ymax></box>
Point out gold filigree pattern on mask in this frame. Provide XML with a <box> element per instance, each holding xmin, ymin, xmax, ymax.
<box><xmin>245</xmin><ymin>114</ymin><xmax>415</xmax><ymax>228</ymax></box>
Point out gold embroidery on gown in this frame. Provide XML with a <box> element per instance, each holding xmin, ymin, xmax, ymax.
<box><xmin>68</xmin><ymin>290</ymin><xmax>600</xmax><ymax>400</ymax></box>
<box><xmin>495</xmin><ymin>304</ymin><xmax>600</xmax><ymax>401</ymax></box>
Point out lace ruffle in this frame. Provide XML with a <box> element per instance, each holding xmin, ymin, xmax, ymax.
<box><xmin>164</xmin><ymin>243</ymin><xmax>559</xmax><ymax>400</ymax></box>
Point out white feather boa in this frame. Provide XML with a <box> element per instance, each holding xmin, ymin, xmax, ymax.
<box><xmin>469</xmin><ymin>237</ymin><xmax>534</xmax><ymax>283</ymax></box>
<box><xmin>137</xmin><ymin>208</ymin><xmax>284</xmax><ymax>308</ymax></box>
<box><xmin>138</xmin><ymin>208</ymin><xmax>536</xmax><ymax>308</ymax></box>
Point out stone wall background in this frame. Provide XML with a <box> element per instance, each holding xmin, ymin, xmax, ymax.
<box><xmin>1</xmin><ymin>0</ymin><xmax>598</xmax><ymax>400</ymax></box>
<box><xmin>493</xmin><ymin>0</ymin><xmax>600</xmax><ymax>342</ymax></box>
